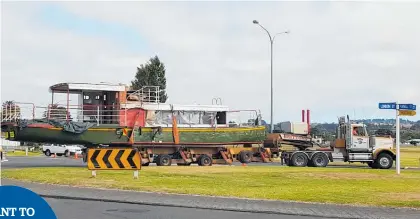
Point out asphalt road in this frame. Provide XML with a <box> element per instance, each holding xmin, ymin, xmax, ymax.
<box><xmin>2</xmin><ymin>156</ymin><xmax>420</xmax><ymax>219</ymax></box>
<box><xmin>1</xmin><ymin>155</ymin><xmax>86</xmax><ymax>169</ymax></box>
<box><xmin>45</xmin><ymin>197</ymin><xmax>322</xmax><ymax>219</ymax></box>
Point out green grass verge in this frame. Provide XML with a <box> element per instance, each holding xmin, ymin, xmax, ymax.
<box><xmin>4</xmin><ymin>150</ymin><xmax>42</xmax><ymax>157</ymax></box>
<box><xmin>2</xmin><ymin>166</ymin><xmax>420</xmax><ymax>208</ymax></box>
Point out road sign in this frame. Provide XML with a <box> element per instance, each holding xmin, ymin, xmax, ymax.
<box><xmin>379</xmin><ymin>103</ymin><xmax>396</xmax><ymax>109</ymax></box>
<box><xmin>87</xmin><ymin>148</ymin><xmax>141</xmax><ymax>170</ymax></box>
<box><xmin>398</xmin><ymin>104</ymin><xmax>416</xmax><ymax>110</ymax></box>
<box><xmin>399</xmin><ymin>110</ymin><xmax>417</xmax><ymax>116</ymax></box>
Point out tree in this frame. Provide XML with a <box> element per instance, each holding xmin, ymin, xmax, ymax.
<box><xmin>43</xmin><ymin>104</ymin><xmax>72</xmax><ymax>121</ymax></box>
<box><xmin>131</xmin><ymin>55</ymin><xmax>168</xmax><ymax>103</ymax></box>
<box><xmin>1</xmin><ymin>100</ymin><xmax>21</xmax><ymax>122</ymax></box>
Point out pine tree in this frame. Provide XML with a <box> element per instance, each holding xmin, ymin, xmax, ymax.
<box><xmin>131</xmin><ymin>55</ymin><xmax>168</xmax><ymax>103</ymax></box>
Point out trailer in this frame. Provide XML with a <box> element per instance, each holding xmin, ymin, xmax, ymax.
<box><xmin>121</xmin><ymin>116</ymin><xmax>396</xmax><ymax>169</ymax></box>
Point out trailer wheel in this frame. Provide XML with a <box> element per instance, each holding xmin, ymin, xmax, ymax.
<box><xmin>375</xmin><ymin>153</ymin><xmax>393</xmax><ymax>169</ymax></box>
<box><xmin>290</xmin><ymin>152</ymin><xmax>308</xmax><ymax>167</ymax></box>
<box><xmin>198</xmin><ymin>154</ymin><xmax>212</xmax><ymax>166</ymax></box>
<box><xmin>239</xmin><ymin>151</ymin><xmax>252</xmax><ymax>163</ymax></box>
<box><xmin>311</xmin><ymin>153</ymin><xmax>329</xmax><ymax>167</ymax></box>
<box><xmin>156</xmin><ymin>155</ymin><xmax>172</xmax><ymax>166</ymax></box>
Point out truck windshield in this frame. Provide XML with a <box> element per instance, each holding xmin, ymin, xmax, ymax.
<box><xmin>353</xmin><ymin>127</ymin><xmax>366</xmax><ymax>136</ymax></box>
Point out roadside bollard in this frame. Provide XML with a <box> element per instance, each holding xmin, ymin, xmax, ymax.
<box><xmin>1</xmin><ymin>151</ymin><xmax>8</xmax><ymax>162</ymax></box>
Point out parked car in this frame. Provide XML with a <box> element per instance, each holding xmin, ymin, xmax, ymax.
<box><xmin>42</xmin><ymin>144</ymin><xmax>82</xmax><ymax>157</ymax></box>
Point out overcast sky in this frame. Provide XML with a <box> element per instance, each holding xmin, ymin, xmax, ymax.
<box><xmin>1</xmin><ymin>1</ymin><xmax>419</xmax><ymax>123</ymax></box>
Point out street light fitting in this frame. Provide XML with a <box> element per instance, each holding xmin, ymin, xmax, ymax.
<box><xmin>253</xmin><ymin>20</ymin><xmax>259</xmax><ymax>24</ymax></box>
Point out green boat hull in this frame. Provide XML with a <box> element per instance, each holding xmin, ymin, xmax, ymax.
<box><xmin>3</xmin><ymin>124</ymin><xmax>267</xmax><ymax>146</ymax></box>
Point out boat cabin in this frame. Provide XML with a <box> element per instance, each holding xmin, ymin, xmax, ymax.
<box><xmin>48</xmin><ymin>82</ymin><xmax>241</xmax><ymax>128</ymax></box>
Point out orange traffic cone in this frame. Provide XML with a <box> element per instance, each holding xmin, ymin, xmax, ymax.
<box><xmin>52</xmin><ymin>153</ymin><xmax>56</xmax><ymax>158</ymax></box>
<box><xmin>74</xmin><ymin>153</ymin><xmax>78</xmax><ymax>159</ymax></box>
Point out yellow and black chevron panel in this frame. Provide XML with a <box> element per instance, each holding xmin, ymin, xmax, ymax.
<box><xmin>87</xmin><ymin>148</ymin><xmax>141</xmax><ymax>170</ymax></box>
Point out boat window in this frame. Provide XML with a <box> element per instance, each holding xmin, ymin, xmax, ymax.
<box><xmin>177</xmin><ymin>111</ymin><xmax>202</xmax><ymax>125</ymax></box>
<box><xmin>216</xmin><ymin>111</ymin><xmax>226</xmax><ymax>124</ymax></box>
<box><xmin>202</xmin><ymin>112</ymin><xmax>215</xmax><ymax>124</ymax></box>
<box><xmin>155</xmin><ymin>111</ymin><xmax>173</xmax><ymax>125</ymax></box>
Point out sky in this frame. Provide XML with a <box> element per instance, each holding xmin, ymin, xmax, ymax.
<box><xmin>1</xmin><ymin>1</ymin><xmax>419</xmax><ymax>123</ymax></box>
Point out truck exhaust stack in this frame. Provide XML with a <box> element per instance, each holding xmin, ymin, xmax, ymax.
<box><xmin>302</xmin><ymin>109</ymin><xmax>311</xmax><ymax>134</ymax></box>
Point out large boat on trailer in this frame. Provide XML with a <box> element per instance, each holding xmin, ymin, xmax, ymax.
<box><xmin>2</xmin><ymin>82</ymin><xmax>272</xmax><ymax>166</ymax></box>
<box><xmin>4</xmin><ymin>82</ymin><xmax>391</xmax><ymax>169</ymax></box>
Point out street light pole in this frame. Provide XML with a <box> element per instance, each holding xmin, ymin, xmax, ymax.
<box><xmin>253</xmin><ymin>20</ymin><xmax>289</xmax><ymax>133</ymax></box>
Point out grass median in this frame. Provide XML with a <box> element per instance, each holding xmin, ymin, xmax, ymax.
<box><xmin>2</xmin><ymin>165</ymin><xmax>420</xmax><ymax>209</ymax></box>
<box><xmin>3</xmin><ymin>150</ymin><xmax>42</xmax><ymax>157</ymax></box>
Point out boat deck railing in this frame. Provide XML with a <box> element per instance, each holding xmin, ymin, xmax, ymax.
<box><xmin>1</xmin><ymin>102</ymin><xmax>263</xmax><ymax>128</ymax></box>
<box><xmin>127</xmin><ymin>86</ymin><xmax>160</xmax><ymax>103</ymax></box>
<box><xmin>1</xmin><ymin>102</ymin><xmax>35</xmax><ymax>123</ymax></box>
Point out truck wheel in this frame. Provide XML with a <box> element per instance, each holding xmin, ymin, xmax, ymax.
<box><xmin>45</xmin><ymin>150</ymin><xmax>51</xmax><ymax>157</ymax></box>
<box><xmin>311</xmin><ymin>153</ymin><xmax>329</xmax><ymax>167</ymax></box>
<box><xmin>198</xmin><ymin>154</ymin><xmax>212</xmax><ymax>166</ymax></box>
<box><xmin>142</xmin><ymin>162</ymin><xmax>150</xmax><ymax>166</ymax></box>
<box><xmin>156</xmin><ymin>155</ymin><xmax>172</xmax><ymax>166</ymax></box>
<box><xmin>376</xmin><ymin>153</ymin><xmax>393</xmax><ymax>169</ymax></box>
<box><xmin>291</xmin><ymin>152</ymin><xmax>308</xmax><ymax>167</ymax></box>
<box><xmin>64</xmin><ymin>150</ymin><xmax>70</xmax><ymax>157</ymax></box>
<box><xmin>368</xmin><ymin>161</ymin><xmax>378</xmax><ymax>169</ymax></box>
<box><xmin>239</xmin><ymin>151</ymin><xmax>252</xmax><ymax>163</ymax></box>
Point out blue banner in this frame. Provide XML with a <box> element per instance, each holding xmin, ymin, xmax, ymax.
<box><xmin>0</xmin><ymin>185</ymin><xmax>57</xmax><ymax>218</ymax></box>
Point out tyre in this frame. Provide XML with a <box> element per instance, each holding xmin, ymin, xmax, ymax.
<box><xmin>290</xmin><ymin>152</ymin><xmax>308</xmax><ymax>167</ymax></box>
<box><xmin>45</xmin><ymin>150</ymin><xmax>51</xmax><ymax>157</ymax></box>
<box><xmin>375</xmin><ymin>153</ymin><xmax>393</xmax><ymax>169</ymax></box>
<box><xmin>367</xmin><ymin>161</ymin><xmax>378</xmax><ymax>169</ymax></box>
<box><xmin>310</xmin><ymin>153</ymin><xmax>329</xmax><ymax>167</ymax></box>
<box><xmin>198</xmin><ymin>154</ymin><xmax>212</xmax><ymax>166</ymax></box>
<box><xmin>142</xmin><ymin>162</ymin><xmax>150</xmax><ymax>166</ymax></box>
<box><xmin>307</xmin><ymin>160</ymin><xmax>314</xmax><ymax>167</ymax></box>
<box><xmin>156</xmin><ymin>154</ymin><xmax>172</xmax><ymax>166</ymax></box>
<box><xmin>239</xmin><ymin>151</ymin><xmax>252</xmax><ymax>163</ymax></box>
<box><xmin>64</xmin><ymin>150</ymin><xmax>70</xmax><ymax>157</ymax></box>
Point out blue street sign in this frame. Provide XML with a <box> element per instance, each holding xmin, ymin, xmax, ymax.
<box><xmin>379</xmin><ymin>103</ymin><xmax>396</xmax><ymax>109</ymax></box>
<box><xmin>398</xmin><ymin>104</ymin><xmax>416</xmax><ymax>111</ymax></box>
